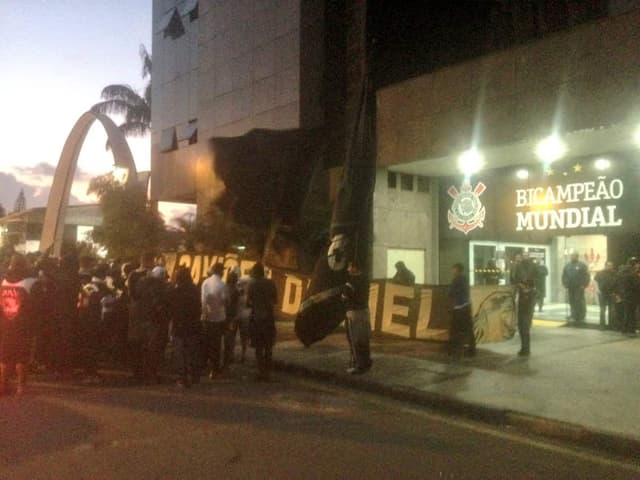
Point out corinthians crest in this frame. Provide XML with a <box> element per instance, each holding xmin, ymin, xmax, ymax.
<box><xmin>448</xmin><ymin>181</ymin><xmax>486</xmax><ymax>234</ymax></box>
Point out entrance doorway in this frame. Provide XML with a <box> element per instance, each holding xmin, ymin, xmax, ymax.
<box><xmin>469</xmin><ymin>240</ymin><xmax>551</xmax><ymax>293</ymax></box>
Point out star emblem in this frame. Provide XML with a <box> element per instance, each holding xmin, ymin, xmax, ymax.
<box><xmin>573</xmin><ymin>163</ymin><xmax>582</xmax><ymax>173</ymax></box>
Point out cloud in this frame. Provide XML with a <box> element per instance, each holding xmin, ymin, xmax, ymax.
<box><xmin>0</xmin><ymin>162</ymin><xmax>96</xmax><ymax>212</ymax></box>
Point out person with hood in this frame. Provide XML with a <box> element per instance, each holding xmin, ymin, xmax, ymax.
<box><xmin>168</xmin><ymin>266</ymin><xmax>202</xmax><ymax>388</ymax></box>
<box><xmin>0</xmin><ymin>254</ymin><xmax>37</xmax><ymax>395</ymax></box>
<box><xmin>247</xmin><ymin>263</ymin><xmax>277</xmax><ymax>381</ymax></box>
<box><xmin>562</xmin><ymin>253</ymin><xmax>590</xmax><ymax>325</ymax></box>
<box><xmin>392</xmin><ymin>261</ymin><xmax>416</xmax><ymax>286</ymax></box>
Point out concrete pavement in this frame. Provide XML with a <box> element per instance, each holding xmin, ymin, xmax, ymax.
<box><xmin>273</xmin><ymin>322</ymin><xmax>640</xmax><ymax>455</ymax></box>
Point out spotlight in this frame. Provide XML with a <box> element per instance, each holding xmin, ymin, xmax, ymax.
<box><xmin>457</xmin><ymin>148</ymin><xmax>484</xmax><ymax>176</ymax></box>
<box><xmin>516</xmin><ymin>169</ymin><xmax>529</xmax><ymax>180</ymax></box>
<box><xmin>535</xmin><ymin>135</ymin><xmax>567</xmax><ymax>163</ymax></box>
<box><xmin>594</xmin><ymin>158</ymin><xmax>611</xmax><ymax>171</ymax></box>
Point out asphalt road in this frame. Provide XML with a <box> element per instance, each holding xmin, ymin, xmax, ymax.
<box><xmin>0</xmin><ymin>369</ymin><xmax>638</xmax><ymax>480</ymax></box>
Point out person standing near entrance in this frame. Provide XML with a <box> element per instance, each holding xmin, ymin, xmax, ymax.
<box><xmin>618</xmin><ymin>258</ymin><xmax>640</xmax><ymax>336</ymax></box>
<box><xmin>595</xmin><ymin>261</ymin><xmax>618</xmax><ymax>330</ymax></box>
<box><xmin>513</xmin><ymin>254</ymin><xmax>538</xmax><ymax>356</ymax></box>
<box><xmin>534</xmin><ymin>260</ymin><xmax>549</xmax><ymax>312</ymax></box>
<box><xmin>562</xmin><ymin>253</ymin><xmax>590</xmax><ymax>325</ymax></box>
<box><xmin>447</xmin><ymin>263</ymin><xmax>476</xmax><ymax>359</ymax></box>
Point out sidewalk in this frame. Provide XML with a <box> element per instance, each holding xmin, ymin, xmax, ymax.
<box><xmin>273</xmin><ymin>321</ymin><xmax>640</xmax><ymax>455</ymax></box>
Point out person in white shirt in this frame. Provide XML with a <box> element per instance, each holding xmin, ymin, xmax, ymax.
<box><xmin>201</xmin><ymin>263</ymin><xmax>228</xmax><ymax>378</ymax></box>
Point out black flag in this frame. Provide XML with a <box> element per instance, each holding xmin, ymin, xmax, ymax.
<box><xmin>295</xmin><ymin>73</ymin><xmax>376</xmax><ymax>346</ymax></box>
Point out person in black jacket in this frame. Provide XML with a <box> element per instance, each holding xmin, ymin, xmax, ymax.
<box><xmin>392</xmin><ymin>261</ymin><xmax>416</xmax><ymax>286</ymax></box>
<box><xmin>448</xmin><ymin>263</ymin><xmax>476</xmax><ymax>359</ymax></box>
<box><xmin>168</xmin><ymin>266</ymin><xmax>202</xmax><ymax>388</ymax></box>
<box><xmin>247</xmin><ymin>263</ymin><xmax>277</xmax><ymax>381</ymax></box>
<box><xmin>595</xmin><ymin>261</ymin><xmax>617</xmax><ymax>330</ymax></box>
<box><xmin>618</xmin><ymin>258</ymin><xmax>640</xmax><ymax>335</ymax></box>
<box><xmin>513</xmin><ymin>255</ymin><xmax>539</xmax><ymax>356</ymax></box>
<box><xmin>562</xmin><ymin>253</ymin><xmax>590</xmax><ymax>325</ymax></box>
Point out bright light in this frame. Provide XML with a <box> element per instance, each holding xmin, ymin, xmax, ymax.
<box><xmin>457</xmin><ymin>148</ymin><xmax>484</xmax><ymax>176</ymax></box>
<box><xmin>112</xmin><ymin>166</ymin><xmax>129</xmax><ymax>184</ymax></box>
<box><xmin>535</xmin><ymin>135</ymin><xmax>567</xmax><ymax>163</ymax></box>
<box><xmin>634</xmin><ymin>127</ymin><xmax>640</xmax><ymax>146</ymax></box>
<box><xmin>594</xmin><ymin>158</ymin><xmax>611</xmax><ymax>171</ymax></box>
<box><xmin>516</xmin><ymin>169</ymin><xmax>529</xmax><ymax>180</ymax></box>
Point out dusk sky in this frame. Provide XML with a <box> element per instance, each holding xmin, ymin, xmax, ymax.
<box><xmin>0</xmin><ymin>0</ymin><xmax>152</xmax><ymax>212</ymax></box>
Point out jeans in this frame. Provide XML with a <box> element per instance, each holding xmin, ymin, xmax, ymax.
<box><xmin>255</xmin><ymin>343</ymin><xmax>273</xmax><ymax>378</ymax></box>
<box><xmin>568</xmin><ymin>288</ymin><xmax>586</xmax><ymax>323</ymax></box>
<box><xmin>623</xmin><ymin>301</ymin><xmax>638</xmax><ymax>333</ymax></box>
<box><xmin>598</xmin><ymin>293</ymin><xmax>615</xmax><ymax>328</ymax></box>
<box><xmin>203</xmin><ymin>322</ymin><xmax>227</xmax><ymax>373</ymax></box>
<box><xmin>346</xmin><ymin>309</ymin><xmax>372</xmax><ymax>370</ymax></box>
<box><xmin>518</xmin><ymin>297</ymin><xmax>535</xmax><ymax>353</ymax></box>
<box><xmin>174</xmin><ymin>335</ymin><xmax>200</xmax><ymax>383</ymax></box>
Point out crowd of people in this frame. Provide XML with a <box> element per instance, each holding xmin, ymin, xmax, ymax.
<box><xmin>0</xmin><ymin>250</ymin><xmax>278</xmax><ymax>396</ymax></box>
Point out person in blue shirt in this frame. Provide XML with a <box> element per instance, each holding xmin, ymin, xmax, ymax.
<box><xmin>448</xmin><ymin>263</ymin><xmax>476</xmax><ymax>358</ymax></box>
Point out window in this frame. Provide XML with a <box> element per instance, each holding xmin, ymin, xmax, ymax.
<box><xmin>178</xmin><ymin>119</ymin><xmax>198</xmax><ymax>146</ymax></box>
<box><xmin>387</xmin><ymin>171</ymin><xmax>397</xmax><ymax>189</ymax></box>
<box><xmin>160</xmin><ymin>127</ymin><xmax>177</xmax><ymax>152</ymax></box>
<box><xmin>189</xmin><ymin>3</ymin><xmax>199</xmax><ymax>22</ymax></box>
<box><xmin>163</xmin><ymin>9</ymin><xmax>185</xmax><ymax>39</ymax></box>
<box><xmin>416</xmin><ymin>176</ymin><xmax>430</xmax><ymax>193</ymax></box>
<box><xmin>400</xmin><ymin>173</ymin><xmax>413</xmax><ymax>191</ymax></box>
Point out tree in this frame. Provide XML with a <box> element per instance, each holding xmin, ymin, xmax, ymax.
<box><xmin>88</xmin><ymin>174</ymin><xmax>165</xmax><ymax>259</ymax></box>
<box><xmin>91</xmin><ymin>44</ymin><xmax>151</xmax><ymax>144</ymax></box>
<box><xmin>13</xmin><ymin>189</ymin><xmax>26</xmax><ymax>213</ymax></box>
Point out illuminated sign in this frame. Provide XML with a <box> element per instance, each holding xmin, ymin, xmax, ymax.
<box><xmin>447</xmin><ymin>181</ymin><xmax>487</xmax><ymax>235</ymax></box>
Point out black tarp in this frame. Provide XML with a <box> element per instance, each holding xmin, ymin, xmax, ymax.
<box><xmin>210</xmin><ymin>128</ymin><xmax>324</xmax><ymax>230</ymax></box>
<box><xmin>295</xmin><ymin>75</ymin><xmax>376</xmax><ymax>346</ymax></box>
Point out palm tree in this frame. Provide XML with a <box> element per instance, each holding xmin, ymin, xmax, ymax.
<box><xmin>92</xmin><ymin>44</ymin><xmax>152</xmax><ymax>144</ymax></box>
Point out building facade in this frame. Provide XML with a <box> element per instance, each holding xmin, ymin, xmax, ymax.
<box><xmin>376</xmin><ymin>5</ymin><xmax>640</xmax><ymax>305</ymax></box>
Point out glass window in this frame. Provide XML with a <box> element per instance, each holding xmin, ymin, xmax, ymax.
<box><xmin>416</xmin><ymin>176</ymin><xmax>430</xmax><ymax>193</ymax></box>
<box><xmin>400</xmin><ymin>174</ymin><xmax>413</xmax><ymax>191</ymax></box>
<box><xmin>387</xmin><ymin>171</ymin><xmax>397</xmax><ymax>189</ymax></box>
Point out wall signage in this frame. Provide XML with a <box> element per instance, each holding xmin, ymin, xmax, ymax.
<box><xmin>515</xmin><ymin>177</ymin><xmax>624</xmax><ymax>231</ymax></box>
<box><xmin>447</xmin><ymin>181</ymin><xmax>486</xmax><ymax>235</ymax></box>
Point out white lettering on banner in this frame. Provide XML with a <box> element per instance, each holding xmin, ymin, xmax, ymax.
<box><xmin>281</xmin><ymin>274</ymin><xmax>303</xmax><ymax>315</ymax></box>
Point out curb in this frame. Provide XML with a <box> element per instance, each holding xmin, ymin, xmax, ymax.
<box><xmin>273</xmin><ymin>358</ymin><xmax>640</xmax><ymax>460</ymax></box>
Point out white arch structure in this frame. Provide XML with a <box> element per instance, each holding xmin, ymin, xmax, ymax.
<box><xmin>40</xmin><ymin>111</ymin><xmax>138</xmax><ymax>256</ymax></box>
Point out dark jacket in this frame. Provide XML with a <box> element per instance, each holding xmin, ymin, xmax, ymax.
<box><xmin>448</xmin><ymin>274</ymin><xmax>470</xmax><ymax>308</ymax></box>
<box><xmin>562</xmin><ymin>261</ymin><xmax>590</xmax><ymax>290</ymax></box>
<box><xmin>342</xmin><ymin>273</ymin><xmax>370</xmax><ymax>311</ymax></box>
<box><xmin>595</xmin><ymin>269</ymin><xmax>617</xmax><ymax>296</ymax></box>
<box><xmin>513</xmin><ymin>259</ymin><xmax>538</xmax><ymax>301</ymax></box>
<box><xmin>168</xmin><ymin>282</ymin><xmax>201</xmax><ymax>338</ymax></box>
<box><xmin>247</xmin><ymin>278</ymin><xmax>278</xmax><ymax>345</ymax></box>
<box><xmin>617</xmin><ymin>267</ymin><xmax>640</xmax><ymax>303</ymax></box>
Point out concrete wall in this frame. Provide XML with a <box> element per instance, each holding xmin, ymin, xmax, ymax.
<box><xmin>376</xmin><ymin>8</ymin><xmax>640</xmax><ymax>168</ymax></box>
<box><xmin>151</xmin><ymin>0</ymin><xmax>323</xmax><ymax>204</ymax></box>
<box><xmin>372</xmin><ymin>169</ymin><xmax>439</xmax><ymax>284</ymax></box>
